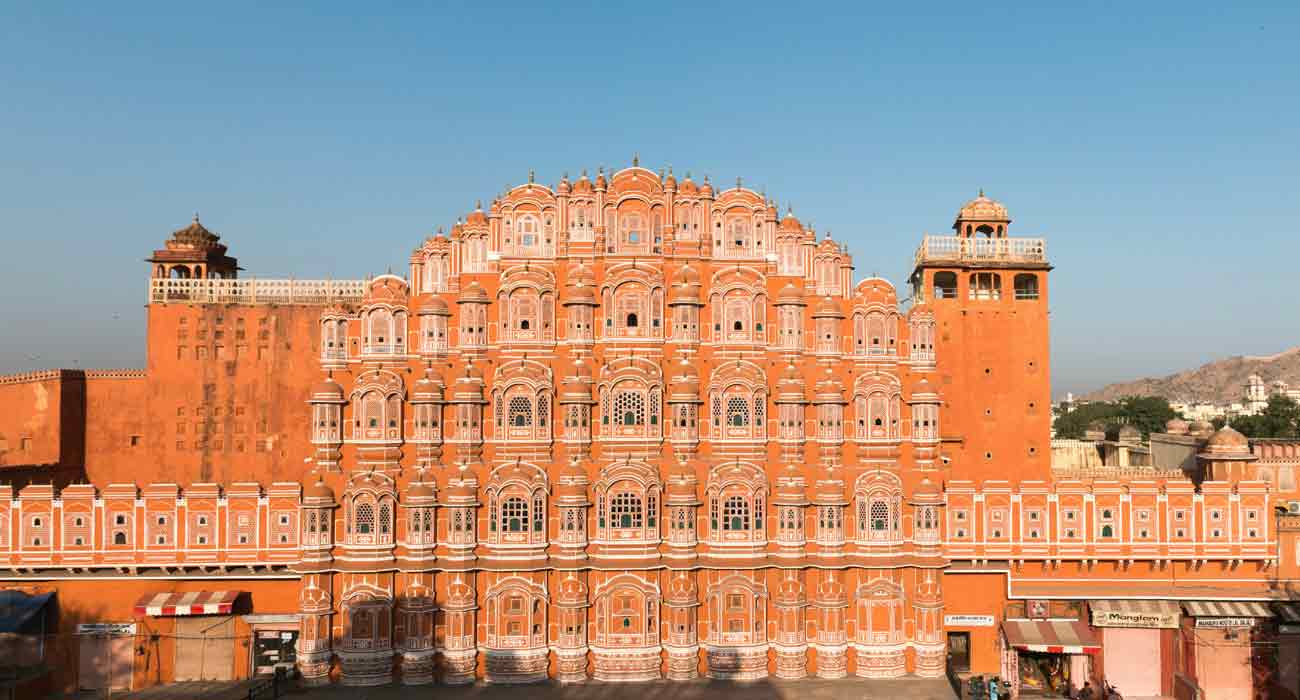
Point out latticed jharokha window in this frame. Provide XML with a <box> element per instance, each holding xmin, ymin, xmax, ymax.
<box><xmin>871</xmin><ymin>501</ymin><xmax>889</xmax><ymax>531</ymax></box>
<box><xmin>501</xmin><ymin>497</ymin><xmax>529</xmax><ymax>533</ymax></box>
<box><xmin>508</xmin><ymin>396</ymin><xmax>533</xmax><ymax>426</ymax></box>
<box><xmin>722</xmin><ymin>496</ymin><xmax>750</xmax><ymax>531</ymax></box>
<box><xmin>355</xmin><ymin>503</ymin><xmax>374</xmax><ymax>535</ymax></box>
<box><xmin>727</xmin><ymin>397</ymin><xmax>750</xmax><ymax>427</ymax></box>
<box><xmin>611</xmin><ymin>492</ymin><xmax>643</xmax><ymax>529</ymax></box>
<box><xmin>613</xmin><ymin>391</ymin><xmax>645</xmax><ymax>426</ymax></box>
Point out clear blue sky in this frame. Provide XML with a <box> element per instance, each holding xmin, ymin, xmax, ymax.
<box><xmin>1</xmin><ymin>2</ymin><xmax>1296</xmax><ymax>398</ymax></box>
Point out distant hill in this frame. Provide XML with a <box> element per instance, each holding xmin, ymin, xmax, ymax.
<box><xmin>1080</xmin><ymin>346</ymin><xmax>1300</xmax><ymax>404</ymax></box>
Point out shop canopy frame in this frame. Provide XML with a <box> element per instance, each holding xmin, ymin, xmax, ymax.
<box><xmin>1001</xmin><ymin>619</ymin><xmax>1101</xmax><ymax>655</ymax></box>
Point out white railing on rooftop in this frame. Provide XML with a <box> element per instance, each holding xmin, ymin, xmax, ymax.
<box><xmin>914</xmin><ymin>236</ymin><xmax>1047</xmax><ymax>266</ymax></box>
<box><xmin>149</xmin><ymin>278</ymin><xmax>367</xmax><ymax>305</ymax></box>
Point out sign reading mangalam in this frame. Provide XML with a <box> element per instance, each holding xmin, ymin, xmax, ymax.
<box><xmin>945</xmin><ymin>615</ymin><xmax>995</xmax><ymax>627</ymax></box>
<box><xmin>1091</xmin><ymin>609</ymin><xmax>1179</xmax><ymax>629</ymax></box>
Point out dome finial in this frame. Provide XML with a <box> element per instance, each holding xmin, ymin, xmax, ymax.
<box><xmin>978</xmin><ymin>187</ymin><xmax>985</xmax><ymax>197</ymax></box>
<box><xmin>528</xmin><ymin>169</ymin><xmax>535</xmax><ymax>184</ymax></box>
<box><xmin>736</xmin><ymin>175</ymin><xmax>743</xmax><ymax>189</ymax></box>
<box><xmin>632</xmin><ymin>152</ymin><xmax>639</xmax><ymax>167</ymax></box>
<box><xmin>192</xmin><ymin>211</ymin><xmax>200</xmax><ymax>224</ymax></box>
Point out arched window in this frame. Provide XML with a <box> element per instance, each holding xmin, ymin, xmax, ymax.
<box><xmin>1014</xmin><ymin>273</ymin><xmax>1039</xmax><ymax>300</ymax></box>
<box><xmin>611</xmin><ymin>493</ymin><xmax>643</xmax><ymax>529</ymax></box>
<box><xmin>870</xmin><ymin>501</ymin><xmax>889</xmax><ymax>532</ymax></box>
<box><xmin>727</xmin><ymin>396</ymin><xmax>750</xmax><ymax>427</ymax></box>
<box><xmin>933</xmin><ymin>272</ymin><xmax>957</xmax><ymax>300</ymax></box>
<box><xmin>509</xmin><ymin>396</ymin><xmax>533</xmax><ymax>427</ymax></box>
<box><xmin>516</xmin><ymin>215</ymin><xmax>540</xmax><ymax>251</ymax></box>
<box><xmin>502</xmin><ymin>497</ymin><xmax>529</xmax><ymax>533</ymax></box>
<box><xmin>355</xmin><ymin>503</ymin><xmax>374</xmax><ymax>535</ymax></box>
<box><xmin>722</xmin><ymin>496</ymin><xmax>750</xmax><ymax>531</ymax></box>
<box><xmin>614</xmin><ymin>391</ymin><xmax>645</xmax><ymax>426</ymax></box>
<box><xmin>619</xmin><ymin>213</ymin><xmax>646</xmax><ymax>251</ymax></box>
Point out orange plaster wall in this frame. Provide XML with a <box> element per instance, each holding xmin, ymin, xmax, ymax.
<box><xmin>942</xmin><ymin>571</ymin><xmax>1007</xmax><ymax>674</ymax></box>
<box><xmin>83</xmin><ymin>373</ymin><xmax>149</xmax><ymax>482</ymax></box>
<box><xmin>137</xmin><ymin>304</ymin><xmax>324</xmax><ymax>484</ymax></box>
<box><xmin>0</xmin><ymin>373</ymin><xmax>71</xmax><ymax>469</ymax></box>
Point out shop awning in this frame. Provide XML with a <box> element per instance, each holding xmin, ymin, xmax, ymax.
<box><xmin>1275</xmin><ymin>602</ymin><xmax>1300</xmax><ymax>624</ymax></box>
<box><xmin>1001</xmin><ymin>619</ymin><xmax>1100</xmax><ymax>655</ymax></box>
<box><xmin>0</xmin><ymin>591</ymin><xmax>54</xmax><ymax>633</ymax></box>
<box><xmin>134</xmin><ymin>591</ymin><xmax>241</xmax><ymax>616</ymax></box>
<box><xmin>1090</xmin><ymin>599</ymin><xmax>1181</xmax><ymax>628</ymax></box>
<box><xmin>1181</xmin><ymin>600</ymin><xmax>1273</xmax><ymax>618</ymax></box>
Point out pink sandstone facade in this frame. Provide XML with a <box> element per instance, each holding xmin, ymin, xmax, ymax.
<box><xmin>0</xmin><ymin>162</ymin><xmax>1297</xmax><ymax>698</ymax></box>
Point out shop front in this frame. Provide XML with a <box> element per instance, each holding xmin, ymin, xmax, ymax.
<box><xmin>1180</xmin><ymin>600</ymin><xmax>1273</xmax><ymax>700</ymax></box>
<box><xmin>1088</xmin><ymin>599</ymin><xmax>1180</xmax><ymax>697</ymax></box>
<box><xmin>1000</xmin><ymin>618</ymin><xmax>1100</xmax><ymax>697</ymax></box>
<box><xmin>133</xmin><ymin>590</ymin><xmax>245</xmax><ymax>682</ymax></box>
<box><xmin>244</xmin><ymin>614</ymin><xmax>300</xmax><ymax>676</ymax></box>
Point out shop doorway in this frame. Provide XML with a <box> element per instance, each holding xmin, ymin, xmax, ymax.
<box><xmin>1018</xmin><ymin>651</ymin><xmax>1070</xmax><ymax>695</ymax></box>
<box><xmin>947</xmin><ymin>632</ymin><xmax>970</xmax><ymax>672</ymax></box>
<box><xmin>252</xmin><ymin>629</ymin><xmax>298</xmax><ymax>676</ymax></box>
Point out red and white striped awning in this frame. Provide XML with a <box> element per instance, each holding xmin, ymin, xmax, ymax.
<box><xmin>1002</xmin><ymin>619</ymin><xmax>1101</xmax><ymax>655</ymax></box>
<box><xmin>133</xmin><ymin>591</ymin><xmax>241</xmax><ymax>617</ymax></box>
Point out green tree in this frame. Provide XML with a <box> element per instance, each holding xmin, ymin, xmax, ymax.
<box><xmin>1231</xmin><ymin>395</ymin><xmax>1300</xmax><ymax>438</ymax></box>
<box><xmin>1053</xmin><ymin>401</ymin><xmax>1122</xmax><ymax>439</ymax></box>
<box><xmin>1052</xmin><ymin>395</ymin><xmax>1180</xmax><ymax>439</ymax></box>
<box><xmin>1116</xmin><ymin>395</ymin><xmax>1180</xmax><ymax>437</ymax></box>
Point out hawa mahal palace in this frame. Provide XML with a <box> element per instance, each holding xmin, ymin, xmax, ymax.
<box><xmin>2</xmin><ymin>161</ymin><xmax>1299</xmax><ymax>699</ymax></box>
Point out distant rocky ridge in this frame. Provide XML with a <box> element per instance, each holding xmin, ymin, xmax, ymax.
<box><xmin>1081</xmin><ymin>346</ymin><xmax>1300</xmax><ymax>404</ymax></box>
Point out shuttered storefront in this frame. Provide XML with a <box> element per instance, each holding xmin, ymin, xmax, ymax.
<box><xmin>78</xmin><ymin>627</ymin><xmax>134</xmax><ymax>691</ymax></box>
<box><xmin>174</xmin><ymin>617</ymin><xmax>237</xmax><ymax>681</ymax></box>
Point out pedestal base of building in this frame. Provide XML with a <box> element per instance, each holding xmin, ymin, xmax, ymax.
<box><xmin>913</xmin><ymin>643</ymin><xmax>945</xmax><ymax>678</ymax></box>
<box><xmin>484</xmin><ymin>648</ymin><xmax>550</xmax><ymax>684</ymax></box>
<box><xmin>592</xmin><ymin>646</ymin><xmax>662</xmax><ymax>681</ymax></box>
<box><xmin>554</xmin><ymin>648</ymin><xmax>589</xmax><ymax>683</ymax></box>
<box><xmin>439</xmin><ymin>649</ymin><xmax>477</xmax><ymax>685</ymax></box>
<box><xmin>337</xmin><ymin>649</ymin><xmax>395</xmax><ymax>686</ymax></box>
<box><xmin>665</xmin><ymin>645</ymin><xmax>700</xmax><ymax>680</ymax></box>
<box><xmin>773</xmin><ymin>644</ymin><xmax>808</xmax><ymax>679</ymax></box>
<box><xmin>814</xmin><ymin>645</ymin><xmax>847</xmax><ymax>679</ymax></box>
<box><xmin>853</xmin><ymin>644</ymin><xmax>906</xmax><ymax>678</ymax></box>
<box><xmin>400</xmin><ymin>649</ymin><xmax>436</xmax><ymax>685</ymax></box>
<box><xmin>295</xmin><ymin>649</ymin><xmax>333</xmax><ymax>687</ymax></box>
<box><xmin>706</xmin><ymin>645</ymin><xmax>769</xmax><ymax>681</ymax></box>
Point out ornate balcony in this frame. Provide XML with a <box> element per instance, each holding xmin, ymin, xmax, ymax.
<box><xmin>913</xmin><ymin>236</ymin><xmax>1047</xmax><ymax>267</ymax></box>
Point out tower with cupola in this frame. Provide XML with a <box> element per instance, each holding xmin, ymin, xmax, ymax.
<box><xmin>909</xmin><ymin>192</ymin><xmax>1052</xmax><ymax>481</ymax></box>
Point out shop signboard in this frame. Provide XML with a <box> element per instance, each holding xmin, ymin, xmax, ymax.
<box><xmin>77</xmin><ymin>623</ymin><xmax>136</xmax><ymax>636</ymax></box>
<box><xmin>1194</xmin><ymin>617</ymin><xmax>1255</xmax><ymax>629</ymax></box>
<box><xmin>1091</xmin><ymin>609</ymin><xmax>1179</xmax><ymax>629</ymax></box>
<box><xmin>945</xmin><ymin>614</ymin><xmax>996</xmax><ymax>627</ymax></box>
